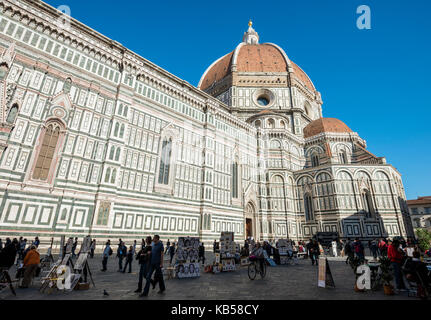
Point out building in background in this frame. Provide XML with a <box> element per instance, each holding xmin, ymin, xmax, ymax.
<box><xmin>0</xmin><ymin>0</ymin><xmax>414</xmax><ymax>246</ymax></box>
<box><xmin>407</xmin><ymin>196</ymin><xmax>431</xmax><ymax>229</ymax></box>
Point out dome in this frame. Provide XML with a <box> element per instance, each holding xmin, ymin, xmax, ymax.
<box><xmin>198</xmin><ymin>22</ymin><xmax>316</xmax><ymax>92</ymax></box>
<box><xmin>303</xmin><ymin>118</ymin><xmax>352</xmax><ymax>138</ymax></box>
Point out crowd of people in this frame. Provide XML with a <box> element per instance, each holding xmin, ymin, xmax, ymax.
<box><xmin>1</xmin><ymin>234</ymin><xmax>430</xmax><ymax>297</ymax></box>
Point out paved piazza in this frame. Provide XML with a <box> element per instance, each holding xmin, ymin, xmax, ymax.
<box><xmin>0</xmin><ymin>252</ymin><xmax>411</xmax><ymax>300</ymax></box>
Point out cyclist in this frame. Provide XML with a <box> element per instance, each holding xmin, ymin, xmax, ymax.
<box><xmin>250</xmin><ymin>242</ymin><xmax>265</xmax><ymax>274</ymax></box>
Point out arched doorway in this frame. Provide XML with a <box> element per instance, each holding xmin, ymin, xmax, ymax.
<box><xmin>245</xmin><ymin>202</ymin><xmax>256</xmax><ymax>239</ymax></box>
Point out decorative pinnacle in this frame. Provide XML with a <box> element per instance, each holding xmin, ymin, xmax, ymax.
<box><xmin>248</xmin><ymin>20</ymin><xmax>253</xmax><ymax>27</ymax></box>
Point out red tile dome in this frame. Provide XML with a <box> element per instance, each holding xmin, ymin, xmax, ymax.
<box><xmin>303</xmin><ymin>118</ymin><xmax>353</xmax><ymax>138</ymax></box>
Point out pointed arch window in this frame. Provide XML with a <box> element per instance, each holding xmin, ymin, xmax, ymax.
<box><xmin>232</xmin><ymin>161</ymin><xmax>239</xmax><ymax>198</ymax></box>
<box><xmin>158</xmin><ymin>138</ymin><xmax>172</xmax><ymax>185</ymax></box>
<box><xmin>311</xmin><ymin>154</ymin><xmax>319</xmax><ymax>167</ymax></box>
<box><xmin>304</xmin><ymin>193</ymin><xmax>314</xmax><ymax>221</ymax></box>
<box><xmin>114</xmin><ymin>123</ymin><xmax>119</xmax><ymax>137</ymax></box>
<box><xmin>32</xmin><ymin>121</ymin><xmax>63</xmax><ymax>181</ymax></box>
<box><xmin>104</xmin><ymin>167</ymin><xmax>111</xmax><ymax>183</ymax></box>
<box><xmin>339</xmin><ymin>151</ymin><xmax>347</xmax><ymax>164</ymax></box>
<box><xmin>119</xmin><ymin>124</ymin><xmax>125</xmax><ymax>138</ymax></box>
<box><xmin>6</xmin><ymin>104</ymin><xmax>18</xmax><ymax>124</ymax></box>
<box><xmin>115</xmin><ymin>148</ymin><xmax>121</xmax><ymax>161</ymax></box>
<box><xmin>362</xmin><ymin>189</ymin><xmax>374</xmax><ymax>218</ymax></box>
<box><xmin>111</xmin><ymin>169</ymin><xmax>117</xmax><ymax>184</ymax></box>
<box><xmin>109</xmin><ymin>146</ymin><xmax>115</xmax><ymax>160</ymax></box>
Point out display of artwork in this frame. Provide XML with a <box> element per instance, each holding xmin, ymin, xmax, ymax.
<box><xmin>218</xmin><ymin>232</ymin><xmax>237</xmax><ymax>272</ymax></box>
<box><xmin>277</xmin><ymin>239</ymin><xmax>290</xmax><ymax>265</ymax></box>
<box><xmin>175</xmin><ymin>237</ymin><xmax>200</xmax><ymax>279</ymax></box>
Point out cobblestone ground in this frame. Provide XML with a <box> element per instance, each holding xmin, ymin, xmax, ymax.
<box><xmin>0</xmin><ymin>252</ymin><xmax>414</xmax><ymax>300</ymax></box>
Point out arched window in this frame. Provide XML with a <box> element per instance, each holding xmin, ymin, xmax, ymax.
<box><xmin>255</xmin><ymin>120</ymin><xmax>261</xmax><ymax>128</ymax></box>
<box><xmin>115</xmin><ymin>148</ymin><xmax>121</xmax><ymax>161</ymax></box>
<box><xmin>311</xmin><ymin>154</ymin><xmax>319</xmax><ymax>167</ymax></box>
<box><xmin>32</xmin><ymin>122</ymin><xmax>63</xmax><ymax>181</ymax></box>
<box><xmin>268</xmin><ymin>118</ymin><xmax>275</xmax><ymax>129</ymax></box>
<box><xmin>304</xmin><ymin>193</ymin><xmax>314</xmax><ymax>221</ymax></box>
<box><xmin>158</xmin><ymin>138</ymin><xmax>172</xmax><ymax>185</ymax></box>
<box><xmin>0</xmin><ymin>62</ymin><xmax>9</xmax><ymax>80</ymax></box>
<box><xmin>123</xmin><ymin>106</ymin><xmax>128</xmax><ymax>117</ymax></box>
<box><xmin>111</xmin><ymin>169</ymin><xmax>117</xmax><ymax>184</ymax></box>
<box><xmin>105</xmin><ymin>168</ymin><xmax>111</xmax><ymax>183</ymax></box>
<box><xmin>232</xmin><ymin>162</ymin><xmax>239</xmax><ymax>198</ymax></box>
<box><xmin>339</xmin><ymin>151</ymin><xmax>347</xmax><ymax>164</ymax></box>
<box><xmin>118</xmin><ymin>104</ymin><xmax>123</xmax><ymax>115</ymax></box>
<box><xmin>109</xmin><ymin>146</ymin><xmax>115</xmax><ymax>160</ymax></box>
<box><xmin>6</xmin><ymin>104</ymin><xmax>18</xmax><ymax>124</ymax></box>
<box><xmin>114</xmin><ymin>123</ymin><xmax>119</xmax><ymax>137</ymax></box>
<box><xmin>119</xmin><ymin>124</ymin><xmax>125</xmax><ymax>138</ymax></box>
<box><xmin>362</xmin><ymin>189</ymin><xmax>374</xmax><ymax>218</ymax></box>
<box><xmin>96</xmin><ymin>202</ymin><xmax>110</xmax><ymax>226</ymax></box>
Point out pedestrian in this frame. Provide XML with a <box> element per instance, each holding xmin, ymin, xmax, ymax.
<box><xmin>353</xmin><ymin>238</ymin><xmax>365</xmax><ymax>262</ymax></box>
<box><xmin>370</xmin><ymin>238</ymin><xmax>378</xmax><ymax>260</ymax></box>
<box><xmin>122</xmin><ymin>246</ymin><xmax>134</xmax><ymax>273</ymax></box>
<box><xmin>0</xmin><ymin>238</ymin><xmax>3</xmax><ymax>252</ymax></box>
<box><xmin>117</xmin><ymin>241</ymin><xmax>126</xmax><ymax>272</ymax></box>
<box><xmin>213</xmin><ymin>239</ymin><xmax>217</xmax><ymax>253</ymax></box>
<box><xmin>18</xmin><ymin>237</ymin><xmax>27</xmax><ymax>262</ymax></box>
<box><xmin>0</xmin><ymin>238</ymin><xmax>18</xmax><ymax>269</ymax></box>
<box><xmin>169</xmin><ymin>242</ymin><xmax>176</xmax><ymax>265</ymax></box>
<box><xmin>388</xmin><ymin>239</ymin><xmax>406</xmax><ymax>292</ymax></box>
<box><xmin>378</xmin><ymin>238</ymin><xmax>388</xmax><ymax>257</ymax></box>
<box><xmin>312</xmin><ymin>240</ymin><xmax>320</xmax><ymax>265</ymax></box>
<box><xmin>165</xmin><ymin>239</ymin><xmax>170</xmax><ymax>254</ymax></box>
<box><xmin>101</xmin><ymin>240</ymin><xmax>111</xmax><ymax>272</ymax></box>
<box><xmin>19</xmin><ymin>245</ymin><xmax>40</xmax><ymax>288</ymax></box>
<box><xmin>72</xmin><ymin>237</ymin><xmax>78</xmax><ymax>258</ymax></box>
<box><xmin>32</xmin><ymin>236</ymin><xmax>40</xmax><ymax>248</ymax></box>
<box><xmin>90</xmin><ymin>239</ymin><xmax>96</xmax><ymax>258</ymax></box>
<box><xmin>135</xmin><ymin>236</ymin><xmax>152</xmax><ymax>294</ymax></box>
<box><xmin>198</xmin><ymin>242</ymin><xmax>205</xmax><ymax>265</ymax></box>
<box><xmin>132</xmin><ymin>240</ymin><xmax>137</xmax><ymax>255</ymax></box>
<box><xmin>141</xmin><ymin>235</ymin><xmax>165</xmax><ymax>297</ymax></box>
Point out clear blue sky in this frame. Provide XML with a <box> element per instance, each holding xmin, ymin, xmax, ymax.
<box><xmin>45</xmin><ymin>0</ymin><xmax>431</xmax><ymax>199</ymax></box>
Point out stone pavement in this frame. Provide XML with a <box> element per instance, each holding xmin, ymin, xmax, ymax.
<box><xmin>0</xmin><ymin>252</ymin><xmax>414</xmax><ymax>300</ymax></box>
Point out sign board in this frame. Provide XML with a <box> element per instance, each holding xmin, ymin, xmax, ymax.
<box><xmin>318</xmin><ymin>258</ymin><xmax>335</xmax><ymax>288</ymax></box>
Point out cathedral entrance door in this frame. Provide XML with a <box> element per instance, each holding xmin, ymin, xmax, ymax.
<box><xmin>246</xmin><ymin>218</ymin><xmax>253</xmax><ymax>238</ymax></box>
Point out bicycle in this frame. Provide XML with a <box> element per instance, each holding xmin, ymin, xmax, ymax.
<box><xmin>248</xmin><ymin>258</ymin><xmax>266</xmax><ymax>280</ymax></box>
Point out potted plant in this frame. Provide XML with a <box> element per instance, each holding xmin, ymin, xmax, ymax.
<box><xmin>379</xmin><ymin>256</ymin><xmax>394</xmax><ymax>295</ymax></box>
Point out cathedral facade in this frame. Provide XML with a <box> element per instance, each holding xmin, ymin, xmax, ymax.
<box><xmin>0</xmin><ymin>0</ymin><xmax>414</xmax><ymax>245</ymax></box>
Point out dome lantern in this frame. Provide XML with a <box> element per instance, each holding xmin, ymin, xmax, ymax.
<box><xmin>243</xmin><ymin>20</ymin><xmax>259</xmax><ymax>44</ymax></box>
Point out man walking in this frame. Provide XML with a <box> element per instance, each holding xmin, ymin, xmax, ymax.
<box><xmin>135</xmin><ymin>236</ymin><xmax>152</xmax><ymax>294</ymax></box>
<box><xmin>165</xmin><ymin>239</ymin><xmax>170</xmax><ymax>254</ymax></box>
<box><xmin>141</xmin><ymin>235</ymin><xmax>165</xmax><ymax>297</ymax></box>
<box><xmin>101</xmin><ymin>240</ymin><xmax>111</xmax><ymax>272</ymax></box>
<box><xmin>198</xmin><ymin>242</ymin><xmax>206</xmax><ymax>265</ymax></box>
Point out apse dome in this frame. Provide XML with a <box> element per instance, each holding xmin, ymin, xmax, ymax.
<box><xmin>303</xmin><ymin>118</ymin><xmax>353</xmax><ymax>139</ymax></box>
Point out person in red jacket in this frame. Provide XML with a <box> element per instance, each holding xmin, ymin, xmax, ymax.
<box><xmin>387</xmin><ymin>239</ymin><xmax>406</xmax><ymax>291</ymax></box>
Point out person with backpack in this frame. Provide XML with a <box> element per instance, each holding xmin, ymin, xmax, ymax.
<box><xmin>101</xmin><ymin>240</ymin><xmax>112</xmax><ymax>272</ymax></box>
<box><xmin>122</xmin><ymin>246</ymin><xmax>134</xmax><ymax>273</ymax></box>
<box><xmin>117</xmin><ymin>241</ymin><xmax>127</xmax><ymax>272</ymax></box>
<box><xmin>378</xmin><ymin>238</ymin><xmax>388</xmax><ymax>257</ymax></box>
<box><xmin>388</xmin><ymin>239</ymin><xmax>406</xmax><ymax>292</ymax></box>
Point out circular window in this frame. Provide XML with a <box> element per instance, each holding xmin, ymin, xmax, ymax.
<box><xmin>253</xmin><ymin>89</ymin><xmax>275</xmax><ymax>108</ymax></box>
<box><xmin>257</xmin><ymin>96</ymin><xmax>269</xmax><ymax>106</ymax></box>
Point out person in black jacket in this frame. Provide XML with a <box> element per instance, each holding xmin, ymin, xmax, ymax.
<box><xmin>198</xmin><ymin>243</ymin><xmax>205</xmax><ymax>265</ymax></box>
<box><xmin>122</xmin><ymin>246</ymin><xmax>134</xmax><ymax>273</ymax></box>
<box><xmin>0</xmin><ymin>238</ymin><xmax>18</xmax><ymax>269</ymax></box>
<box><xmin>169</xmin><ymin>242</ymin><xmax>176</xmax><ymax>265</ymax></box>
<box><xmin>135</xmin><ymin>236</ymin><xmax>152</xmax><ymax>294</ymax></box>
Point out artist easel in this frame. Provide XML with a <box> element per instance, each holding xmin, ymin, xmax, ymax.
<box><xmin>71</xmin><ymin>236</ymin><xmax>95</xmax><ymax>289</ymax></box>
<box><xmin>318</xmin><ymin>257</ymin><xmax>335</xmax><ymax>288</ymax></box>
<box><xmin>39</xmin><ymin>238</ymin><xmax>55</xmax><ymax>278</ymax></box>
<box><xmin>40</xmin><ymin>237</ymin><xmax>75</xmax><ymax>293</ymax></box>
<box><xmin>0</xmin><ymin>268</ymin><xmax>16</xmax><ymax>296</ymax></box>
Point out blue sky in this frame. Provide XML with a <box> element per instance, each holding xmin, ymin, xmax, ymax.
<box><xmin>45</xmin><ymin>0</ymin><xmax>431</xmax><ymax>199</ymax></box>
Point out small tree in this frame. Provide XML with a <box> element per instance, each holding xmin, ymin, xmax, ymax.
<box><xmin>416</xmin><ymin>228</ymin><xmax>431</xmax><ymax>252</ymax></box>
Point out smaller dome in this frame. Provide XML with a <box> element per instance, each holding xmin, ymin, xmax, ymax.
<box><xmin>304</xmin><ymin>118</ymin><xmax>352</xmax><ymax>138</ymax></box>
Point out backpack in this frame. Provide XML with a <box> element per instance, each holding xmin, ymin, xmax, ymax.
<box><xmin>108</xmin><ymin>248</ymin><xmax>113</xmax><ymax>256</ymax></box>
